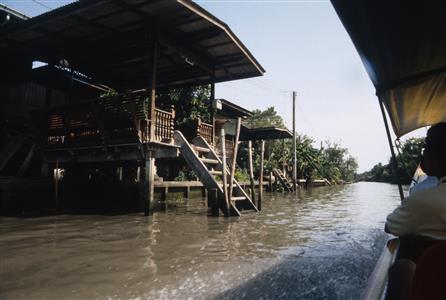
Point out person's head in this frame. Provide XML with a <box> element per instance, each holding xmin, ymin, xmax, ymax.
<box><xmin>420</xmin><ymin>122</ymin><xmax>446</xmax><ymax>178</ymax></box>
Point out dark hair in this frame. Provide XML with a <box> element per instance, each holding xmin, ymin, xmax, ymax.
<box><xmin>426</xmin><ymin>122</ymin><xmax>446</xmax><ymax>155</ymax></box>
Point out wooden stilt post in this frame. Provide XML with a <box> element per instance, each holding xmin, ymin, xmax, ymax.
<box><xmin>148</xmin><ymin>151</ymin><xmax>155</xmax><ymax>215</ymax></box>
<box><xmin>117</xmin><ymin>166</ymin><xmax>123</xmax><ymax>181</ymax></box>
<box><xmin>142</xmin><ymin>150</ymin><xmax>155</xmax><ymax>216</ymax></box>
<box><xmin>136</xmin><ymin>166</ymin><xmax>140</xmax><ymax>182</ymax></box>
<box><xmin>258</xmin><ymin>140</ymin><xmax>265</xmax><ymax>211</ymax></box>
<box><xmin>149</xmin><ymin>29</ymin><xmax>158</xmax><ymax>142</ymax></box>
<box><xmin>268</xmin><ymin>171</ymin><xmax>273</xmax><ymax>192</ymax></box>
<box><xmin>248</xmin><ymin>140</ymin><xmax>256</xmax><ymax>201</ymax></box>
<box><xmin>228</xmin><ymin>118</ymin><xmax>241</xmax><ymax>205</ymax></box>
<box><xmin>208</xmin><ymin>188</ymin><xmax>219</xmax><ymax>216</ymax></box>
<box><xmin>220</xmin><ymin>129</ymin><xmax>229</xmax><ymax>216</ymax></box>
<box><xmin>184</xmin><ymin>186</ymin><xmax>190</xmax><ymax>198</ymax></box>
<box><xmin>41</xmin><ymin>161</ymin><xmax>49</xmax><ymax>179</ymax></box>
<box><xmin>141</xmin><ymin>161</ymin><xmax>148</xmax><ymax>215</ymax></box>
<box><xmin>210</xmin><ymin>73</ymin><xmax>216</xmax><ymax>146</ymax></box>
<box><xmin>54</xmin><ymin>160</ymin><xmax>59</xmax><ymax>209</ymax></box>
<box><xmin>161</xmin><ymin>186</ymin><xmax>168</xmax><ymax>202</ymax></box>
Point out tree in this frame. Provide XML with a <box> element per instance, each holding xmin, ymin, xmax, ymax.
<box><xmin>157</xmin><ymin>85</ymin><xmax>211</xmax><ymax>127</ymax></box>
<box><xmin>239</xmin><ymin>107</ymin><xmax>358</xmax><ymax>184</ymax></box>
<box><xmin>357</xmin><ymin>137</ymin><xmax>424</xmax><ymax>184</ymax></box>
<box><xmin>245</xmin><ymin>107</ymin><xmax>285</xmax><ymax>128</ymax></box>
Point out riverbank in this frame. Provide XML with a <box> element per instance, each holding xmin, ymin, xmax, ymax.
<box><xmin>0</xmin><ymin>182</ymin><xmax>401</xmax><ymax>299</ymax></box>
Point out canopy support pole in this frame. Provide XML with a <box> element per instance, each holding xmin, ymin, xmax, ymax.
<box><xmin>378</xmin><ymin>99</ymin><xmax>404</xmax><ymax>201</ymax></box>
<box><xmin>292</xmin><ymin>91</ymin><xmax>297</xmax><ymax>191</ymax></box>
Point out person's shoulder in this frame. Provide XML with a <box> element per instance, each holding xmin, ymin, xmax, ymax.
<box><xmin>405</xmin><ymin>187</ymin><xmax>435</xmax><ymax>201</ymax></box>
<box><xmin>410</xmin><ymin>176</ymin><xmax>439</xmax><ymax>194</ymax></box>
<box><xmin>407</xmin><ymin>184</ymin><xmax>443</xmax><ymax>205</ymax></box>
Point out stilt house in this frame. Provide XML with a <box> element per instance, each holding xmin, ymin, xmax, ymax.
<box><xmin>0</xmin><ymin>1</ymin><xmax>265</xmax><ymax>216</ymax></box>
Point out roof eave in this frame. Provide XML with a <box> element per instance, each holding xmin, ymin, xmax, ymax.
<box><xmin>177</xmin><ymin>0</ymin><xmax>265</xmax><ymax>76</ymax></box>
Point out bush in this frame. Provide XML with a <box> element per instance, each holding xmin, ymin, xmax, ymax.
<box><xmin>174</xmin><ymin>169</ymin><xmax>198</xmax><ymax>181</ymax></box>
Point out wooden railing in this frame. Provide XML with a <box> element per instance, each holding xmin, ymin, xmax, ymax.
<box><xmin>214</xmin><ymin>135</ymin><xmax>234</xmax><ymax>161</ymax></box>
<box><xmin>225</xmin><ymin>139</ymin><xmax>234</xmax><ymax>160</ymax></box>
<box><xmin>151</xmin><ymin>106</ymin><xmax>175</xmax><ymax>143</ymax></box>
<box><xmin>196</xmin><ymin>118</ymin><xmax>213</xmax><ymax>145</ymax></box>
<box><xmin>47</xmin><ymin>91</ymin><xmax>175</xmax><ymax>147</ymax></box>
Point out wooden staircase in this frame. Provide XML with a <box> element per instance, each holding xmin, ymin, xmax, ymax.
<box><xmin>272</xmin><ymin>168</ymin><xmax>294</xmax><ymax>192</ymax></box>
<box><xmin>174</xmin><ymin>131</ymin><xmax>258</xmax><ymax>217</ymax></box>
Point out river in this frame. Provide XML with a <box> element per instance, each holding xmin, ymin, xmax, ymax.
<box><xmin>0</xmin><ymin>182</ymin><xmax>402</xmax><ymax>299</ymax></box>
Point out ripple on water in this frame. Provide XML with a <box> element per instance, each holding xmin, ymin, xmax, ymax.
<box><xmin>0</xmin><ymin>182</ymin><xmax>402</xmax><ymax>299</ymax></box>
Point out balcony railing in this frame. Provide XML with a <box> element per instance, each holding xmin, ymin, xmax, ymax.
<box><xmin>196</xmin><ymin>118</ymin><xmax>213</xmax><ymax>145</ymax></box>
<box><xmin>47</xmin><ymin>90</ymin><xmax>175</xmax><ymax>147</ymax></box>
<box><xmin>151</xmin><ymin>107</ymin><xmax>175</xmax><ymax>143</ymax></box>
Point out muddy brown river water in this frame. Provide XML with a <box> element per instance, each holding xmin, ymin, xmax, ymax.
<box><xmin>0</xmin><ymin>182</ymin><xmax>402</xmax><ymax>299</ymax></box>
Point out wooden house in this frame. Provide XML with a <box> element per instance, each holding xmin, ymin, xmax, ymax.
<box><xmin>0</xmin><ymin>1</ymin><xmax>266</xmax><ymax>216</ymax></box>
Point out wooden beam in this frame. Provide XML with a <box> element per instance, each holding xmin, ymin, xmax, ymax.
<box><xmin>248</xmin><ymin>140</ymin><xmax>256</xmax><ymax>201</ymax></box>
<box><xmin>149</xmin><ymin>31</ymin><xmax>158</xmax><ymax>142</ymax></box>
<box><xmin>220</xmin><ymin>129</ymin><xmax>229</xmax><ymax>215</ymax></box>
<box><xmin>158</xmin><ymin>32</ymin><xmax>214</xmax><ymax>74</ymax></box>
<box><xmin>258</xmin><ymin>140</ymin><xmax>265</xmax><ymax>211</ymax></box>
<box><xmin>43</xmin><ymin>144</ymin><xmax>179</xmax><ymax>163</ymax></box>
<box><xmin>204</xmin><ymin>41</ymin><xmax>233</xmax><ymax>50</ymax></box>
<box><xmin>0</xmin><ymin>0</ymin><xmax>110</xmax><ymax>38</ymax></box>
<box><xmin>189</xmin><ymin>27</ymin><xmax>222</xmax><ymax>42</ymax></box>
<box><xmin>210</xmin><ymin>74</ymin><xmax>216</xmax><ymax>145</ymax></box>
<box><xmin>215</xmin><ymin>53</ymin><xmax>245</xmax><ymax>65</ymax></box>
<box><xmin>68</xmin><ymin>14</ymin><xmax>116</xmax><ymax>35</ymax></box>
<box><xmin>16</xmin><ymin>143</ymin><xmax>36</xmax><ymax>178</ymax></box>
<box><xmin>228</xmin><ymin>117</ymin><xmax>241</xmax><ymax>205</ymax></box>
<box><xmin>112</xmin><ymin>0</ymin><xmax>215</xmax><ymax>73</ymax></box>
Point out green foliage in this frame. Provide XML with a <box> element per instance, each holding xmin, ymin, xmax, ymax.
<box><xmin>157</xmin><ymin>85</ymin><xmax>211</xmax><ymax>127</ymax></box>
<box><xmin>234</xmin><ymin>168</ymin><xmax>250</xmax><ymax>182</ymax></box>
<box><xmin>357</xmin><ymin>137</ymin><xmax>424</xmax><ymax>184</ymax></box>
<box><xmin>174</xmin><ymin>169</ymin><xmax>198</xmax><ymax>181</ymax></box>
<box><xmin>99</xmin><ymin>89</ymin><xmax>118</xmax><ymax>98</ymax></box>
<box><xmin>245</xmin><ymin>107</ymin><xmax>285</xmax><ymax>128</ymax></box>
<box><xmin>315</xmin><ymin>141</ymin><xmax>358</xmax><ymax>183</ymax></box>
<box><xmin>238</xmin><ymin>107</ymin><xmax>358</xmax><ymax>184</ymax></box>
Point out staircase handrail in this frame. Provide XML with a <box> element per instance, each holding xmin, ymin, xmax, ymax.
<box><xmin>193</xmin><ymin>135</ymin><xmax>257</xmax><ymax>212</ymax></box>
<box><xmin>174</xmin><ymin>131</ymin><xmax>222</xmax><ymax>193</ymax></box>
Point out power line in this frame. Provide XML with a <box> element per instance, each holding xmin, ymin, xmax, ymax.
<box><xmin>31</xmin><ymin>0</ymin><xmax>52</xmax><ymax>10</ymax></box>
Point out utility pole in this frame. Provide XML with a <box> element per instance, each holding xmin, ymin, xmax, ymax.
<box><xmin>292</xmin><ymin>91</ymin><xmax>297</xmax><ymax>191</ymax></box>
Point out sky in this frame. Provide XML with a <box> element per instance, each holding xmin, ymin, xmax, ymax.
<box><xmin>1</xmin><ymin>0</ymin><xmax>424</xmax><ymax>172</ymax></box>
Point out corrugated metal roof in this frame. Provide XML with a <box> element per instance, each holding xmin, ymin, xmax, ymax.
<box><xmin>240</xmin><ymin>126</ymin><xmax>293</xmax><ymax>141</ymax></box>
<box><xmin>216</xmin><ymin>98</ymin><xmax>253</xmax><ymax>118</ymax></box>
<box><xmin>0</xmin><ymin>4</ymin><xmax>29</xmax><ymax>26</ymax></box>
<box><xmin>0</xmin><ymin>0</ymin><xmax>264</xmax><ymax>90</ymax></box>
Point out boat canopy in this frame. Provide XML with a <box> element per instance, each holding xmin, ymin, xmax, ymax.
<box><xmin>331</xmin><ymin>0</ymin><xmax>446</xmax><ymax>137</ymax></box>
